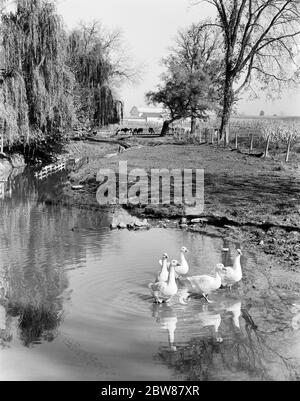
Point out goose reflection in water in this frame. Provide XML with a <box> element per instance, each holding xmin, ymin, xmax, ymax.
<box><xmin>152</xmin><ymin>304</ymin><xmax>178</xmax><ymax>351</ymax></box>
<box><xmin>194</xmin><ymin>305</ymin><xmax>223</xmax><ymax>343</ymax></box>
<box><xmin>155</xmin><ymin>300</ymin><xmax>299</xmax><ymax>381</ymax></box>
<box><xmin>225</xmin><ymin>300</ymin><xmax>242</xmax><ymax>329</ymax></box>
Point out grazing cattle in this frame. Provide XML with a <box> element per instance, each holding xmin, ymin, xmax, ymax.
<box><xmin>148</xmin><ymin>127</ymin><xmax>155</xmax><ymax>134</ymax></box>
<box><xmin>137</xmin><ymin>128</ymin><xmax>144</xmax><ymax>135</ymax></box>
<box><xmin>115</xmin><ymin>128</ymin><xmax>133</xmax><ymax>136</ymax></box>
<box><xmin>132</xmin><ymin>128</ymin><xmax>138</xmax><ymax>135</ymax></box>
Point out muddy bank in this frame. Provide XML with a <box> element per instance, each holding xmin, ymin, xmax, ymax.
<box><xmin>0</xmin><ymin>153</ymin><xmax>26</xmax><ymax>181</ymax></box>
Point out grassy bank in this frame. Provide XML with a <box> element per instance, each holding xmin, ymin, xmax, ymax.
<box><xmin>57</xmin><ymin>135</ymin><xmax>300</xmax><ymax>272</ymax></box>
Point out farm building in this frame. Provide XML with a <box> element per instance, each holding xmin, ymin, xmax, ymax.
<box><xmin>129</xmin><ymin>106</ymin><xmax>167</xmax><ymax>123</ymax></box>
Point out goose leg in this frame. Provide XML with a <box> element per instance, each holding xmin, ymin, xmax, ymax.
<box><xmin>203</xmin><ymin>294</ymin><xmax>213</xmax><ymax>303</ymax></box>
<box><xmin>154</xmin><ymin>297</ymin><xmax>163</xmax><ymax>304</ymax></box>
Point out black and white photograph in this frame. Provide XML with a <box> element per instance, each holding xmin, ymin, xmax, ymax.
<box><xmin>0</xmin><ymin>0</ymin><xmax>300</xmax><ymax>383</ymax></box>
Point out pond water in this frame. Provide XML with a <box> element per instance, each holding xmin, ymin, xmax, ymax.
<box><xmin>1</xmin><ymin>171</ymin><xmax>300</xmax><ymax>381</ymax></box>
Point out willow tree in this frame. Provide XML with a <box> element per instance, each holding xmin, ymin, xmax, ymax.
<box><xmin>200</xmin><ymin>0</ymin><xmax>300</xmax><ymax>146</ymax></box>
<box><xmin>0</xmin><ymin>0</ymin><xmax>74</xmax><ymax>155</ymax></box>
<box><xmin>67</xmin><ymin>22</ymin><xmax>124</xmax><ymax>127</ymax></box>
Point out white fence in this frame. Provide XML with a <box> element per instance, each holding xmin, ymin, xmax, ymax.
<box><xmin>34</xmin><ymin>161</ymin><xmax>66</xmax><ymax>180</ymax></box>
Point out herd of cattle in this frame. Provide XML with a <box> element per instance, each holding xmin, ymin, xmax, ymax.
<box><xmin>115</xmin><ymin>126</ymin><xmax>220</xmax><ymax>139</ymax></box>
<box><xmin>115</xmin><ymin>126</ymin><xmax>194</xmax><ymax>136</ymax></box>
<box><xmin>115</xmin><ymin>127</ymin><xmax>156</xmax><ymax>136</ymax></box>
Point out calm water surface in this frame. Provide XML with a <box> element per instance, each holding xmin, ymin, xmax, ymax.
<box><xmin>0</xmin><ymin>171</ymin><xmax>300</xmax><ymax>381</ymax></box>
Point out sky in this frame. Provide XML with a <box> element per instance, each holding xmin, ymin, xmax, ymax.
<box><xmin>56</xmin><ymin>0</ymin><xmax>300</xmax><ymax>116</ymax></box>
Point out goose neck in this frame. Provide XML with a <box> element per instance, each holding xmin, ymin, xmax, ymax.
<box><xmin>162</xmin><ymin>259</ymin><xmax>168</xmax><ymax>273</ymax></box>
<box><xmin>233</xmin><ymin>255</ymin><xmax>241</xmax><ymax>271</ymax></box>
<box><xmin>233</xmin><ymin>316</ymin><xmax>240</xmax><ymax>329</ymax></box>
<box><xmin>215</xmin><ymin>271</ymin><xmax>222</xmax><ymax>285</ymax></box>
<box><xmin>168</xmin><ymin>266</ymin><xmax>176</xmax><ymax>285</ymax></box>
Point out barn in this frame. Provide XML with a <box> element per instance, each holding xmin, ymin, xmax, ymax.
<box><xmin>129</xmin><ymin>106</ymin><xmax>167</xmax><ymax>123</ymax></box>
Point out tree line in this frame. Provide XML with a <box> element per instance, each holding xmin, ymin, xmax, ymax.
<box><xmin>147</xmin><ymin>0</ymin><xmax>300</xmax><ymax>140</ymax></box>
<box><xmin>0</xmin><ymin>0</ymin><xmax>127</xmax><ymax>159</ymax></box>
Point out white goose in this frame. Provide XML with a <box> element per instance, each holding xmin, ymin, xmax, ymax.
<box><xmin>175</xmin><ymin>246</ymin><xmax>189</xmax><ymax>276</ymax></box>
<box><xmin>149</xmin><ymin>260</ymin><xmax>179</xmax><ymax>304</ymax></box>
<box><xmin>159</xmin><ymin>246</ymin><xmax>189</xmax><ymax>277</ymax></box>
<box><xmin>216</xmin><ymin>249</ymin><xmax>243</xmax><ymax>289</ymax></box>
<box><xmin>179</xmin><ymin>265</ymin><xmax>222</xmax><ymax>303</ymax></box>
<box><xmin>156</xmin><ymin>253</ymin><xmax>169</xmax><ymax>283</ymax></box>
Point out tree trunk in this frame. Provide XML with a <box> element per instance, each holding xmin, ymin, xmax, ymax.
<box><xmin>220</xmin><ymin>75</ymin><xmax>234</xmax><ymax>147</ymax></box>
<box><xmin>190</xmin><ymin>115</ymin><xmax>196</xmax><ymax>135</ymax></box>
<box><xmin>160</xmin><ymin>120</ymin><xmax>172</xmax><ymax>137</ymax></box>
<box><xmin>235</xmin><ymin>132</ymin><xmax>238</xmax><ymax>150</ymax></box>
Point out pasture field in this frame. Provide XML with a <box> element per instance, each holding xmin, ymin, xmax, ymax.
<box><xmin>115</xmin><ymin>116</ymin><xmax>300</xmax><ymax>160</ymax></box>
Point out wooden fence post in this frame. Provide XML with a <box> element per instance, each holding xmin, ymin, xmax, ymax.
<box><xmin>264</xmin><ymin>135</ymin><xmax>270</xmax><ymax>159</ymax></box>
<box><xmin>249</xmin><ymin>133</ymin><xmax>254</xmax><ymax>153</ymax></box>
<box><xmin>235</xmin><ymin>132</ymin><xmax>238</xmax><ymax>149</ymax></box>
<box><xmin>0</xmin><ymin>135</ymin><xmax>3</xmax><ymax>154</ymax></box>
<box><xmin>285</xmin><ymin>134</ymin><xmax>292</xmax><ymax>163</ymax></box>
